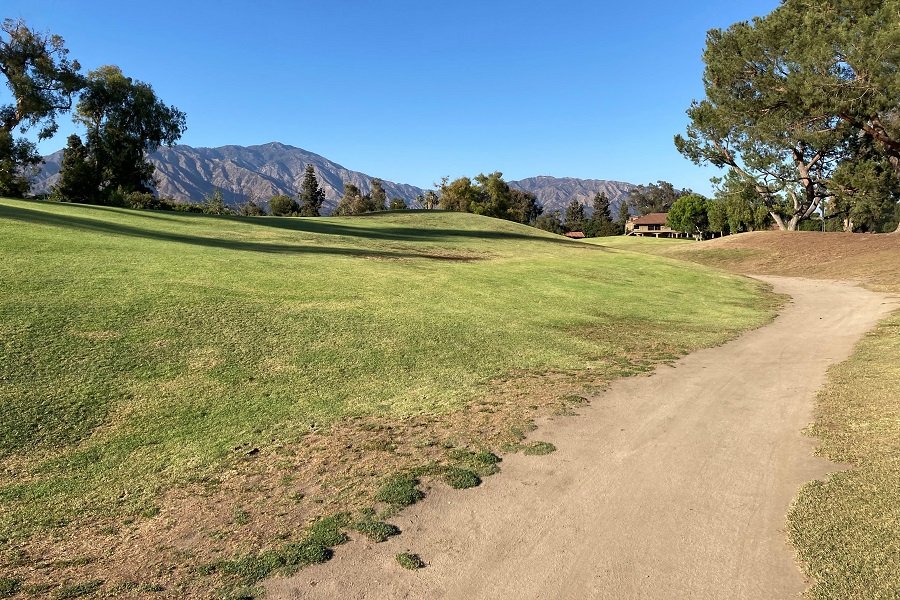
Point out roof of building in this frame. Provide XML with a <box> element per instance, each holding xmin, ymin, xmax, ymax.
<box><xmin>564</xmin><ymin>231</ymin><xmax>586</xmax><ymax>239</ymax></box>
<box><xmin>632</xmin><ymin>212</ymin><xmax>669</xmax><ymax>225</ymax></box>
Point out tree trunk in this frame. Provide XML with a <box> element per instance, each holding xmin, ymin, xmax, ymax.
<box><xmin>770</xmin><ymin>212</ymin><xmax>788</xmax><ymax>230</ymax></box>
<box><xmin>786</xmin><ymin>215</ymin><xmax>800</xmax><ymax>231</ymax></box>
<box><xmin>843</xmin><ymin>217</ymin><xmax>854</xmax><ymax>233</ymax></box>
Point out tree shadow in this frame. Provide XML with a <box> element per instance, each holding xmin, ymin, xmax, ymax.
<box><xmin>0</xmin><ymin>203</ymin><xmax>483</xmax><ymax>262</ymax></box>
<box><xmin>219</xmin><ymin>210</ymin><xmax>573</xmax><ymax>245</ymax></box>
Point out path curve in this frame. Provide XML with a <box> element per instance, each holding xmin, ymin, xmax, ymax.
<box><xmin>267</xmin><ymin>277</ymin><xmax>897</xmax><ymax>600</ymax></box>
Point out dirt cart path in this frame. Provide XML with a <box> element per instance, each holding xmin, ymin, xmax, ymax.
<box><xmin>267</xmin><ymin>277</ymin><xmax>896</xmax><ymax>600</ymax></box>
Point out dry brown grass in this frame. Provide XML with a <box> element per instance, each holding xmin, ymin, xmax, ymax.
<box><xmin>0</xmin><ymin>372</ymin><xmax>606</xmax><ymax>598</ymax></box>
<box><xmin>668</xmin><ymin>231</ymin><xmax>900</xmax><ymax>292</ymax></box>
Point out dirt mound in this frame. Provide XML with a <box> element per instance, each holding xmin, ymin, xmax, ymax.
<box><xmin>673</xmin><ymin>231</ymin><xmax>900</xmax><ymax>292</ymax></box>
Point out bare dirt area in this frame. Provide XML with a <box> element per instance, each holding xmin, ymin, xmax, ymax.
<box><xmin>266</xmin><ymin>277</ymin><xmax>897</xmax><ymax>599</ymax></box>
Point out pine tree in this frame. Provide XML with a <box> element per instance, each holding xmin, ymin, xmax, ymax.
<box><xmin>369</xmin><ymin>178</ymin><xmax>387</xmax><ymax>211</ymax></box>
<box><xmin>616</xmin><ymin>199</ymin><xmax>631</xmax><ymax>234</ymax></box>
<box><xmin>298</xmin><ymin>164</ymin><xmax>326</xmax><ymax>216</ymax></box>
<box><xmin>592</xmin><ymin>192</ymin><xmax>612</xmax><ymax>221</ymax></box>
<box><xmin>564</xmin><ymin>198</ymin><xmax>585</xmax><ymax>232</ymax></box>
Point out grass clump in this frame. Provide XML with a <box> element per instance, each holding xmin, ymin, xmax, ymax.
<box><xmin>0</xmin><ymin>578</ymin><xmax>20</xmax><ymax>598</ymax></box>
<box><xmin>209</xmin><ymin>514</ymin><xmax>350</xmax><ymax>586</ymax></box>
<box><xmin>54</xmin><ymin>579</ymin><xmax>103</xmax><ymax>599</ymax></box>
<box><xmin>232</xmin><ymin>508</ymin><xmax>250</xmax><ymax>526</ymax></box>
<box><xmin>375</xmin><ymin>474</ymin><xmax>424</xmax><ymax>507</ymax></box>
<box><xmin>523</xmin><ymin>441</ymin><xmax>557</xmax><ymax>456</ymax></box>
<box><xmin>352</xmin><ymin>518</ymin><xmax>401</xmax><ymax>543</ymax></box>
<box><xmin>447</xmin><ymin>448</ymin><xmax>502</xmax><ymax>476</ymax></box>
<box><xmin>443</xmin><ymin>467</ymin><xmax>481</xmax><ymax>489</ymax></box>
<box><xmin>395</xmin><ymin>552</ymin><xmax>426</xmax><ymax>570</ymax></box>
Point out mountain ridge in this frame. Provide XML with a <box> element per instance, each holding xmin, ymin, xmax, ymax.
<box><xmin>31</xmin><ymin>142</ymin><xmax>636</xmax><ymax>216</ymax></box>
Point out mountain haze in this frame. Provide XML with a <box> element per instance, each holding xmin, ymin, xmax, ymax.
<box><xmin>33</xmin><ymin>142</ymin><xmax>636</xmax><ymax>216</ymax></box>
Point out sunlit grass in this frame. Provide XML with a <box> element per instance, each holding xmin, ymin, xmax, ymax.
<box><xmin>0</xmin><ymin>198</ymin><xmax>776</xmax><ymax>541</ymax></box>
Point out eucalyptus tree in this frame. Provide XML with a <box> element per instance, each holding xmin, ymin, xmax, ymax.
<box><xmin>73</xmin><ymin>65</ymin><xmax>186</xmax><ymax>200</ymax></box>
<box><xmin>0</xmin><ymin>19</ymin><xmax>83</xmax><ymax>196</ymax></box>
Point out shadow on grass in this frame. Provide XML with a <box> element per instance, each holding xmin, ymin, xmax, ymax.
<box><xmin>0</xmin><ymin>203</ymin><xmax>483</xmax><ymax>261</ymax></box>
<box><xmin>8</xmin><ymin>198</ymin><xmax>577</xmax><ymax>246</ymax></box>
<box><xmin>231</xmin><ymin>211</ymin><xmax>573</xmax><ymax>246</ymax></box>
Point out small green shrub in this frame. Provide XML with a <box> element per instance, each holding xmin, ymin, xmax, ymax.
<box><xmin>375</xmin><ymin>474</ymin><xmax>424</xmax><ymax>507</ymax></box>
<box><xmin>395</xmin><ymin>553</ymin><xmax>426</xmax><ymax>570</ymax></box>
<box><xmin>443</xmin><ymin>467</ymin><xmax>481</xmax><ymax>489</ymax></box>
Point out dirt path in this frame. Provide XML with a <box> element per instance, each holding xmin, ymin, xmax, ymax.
<box><xmin>266</xmin><ymin>277</ymin><xmax>897</xmax><ymax>600</ymax></box>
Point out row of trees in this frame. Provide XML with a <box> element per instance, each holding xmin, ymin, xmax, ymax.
<box><xmin>333</xmin><ymin>178</ymin><xmax>407</xmax><ymax>215</ymax></box>
<box><xmin>532</xmin><ymin>193</ymin><xmax>629</xmax><ymax>236</ymax></box>
<box><xmin>666</xmin><ymin>193</ymin><xmax>768</xmax><ymax>239</ymax></box>
<box><xmin>1</xmin><ymin>19</ymin><xmax>186</xmax><ymax>204</ymax></box>
<box><xmin>676</xmin><ymin>0</ymin><xmax>900</xmax><ymax>232</ymax></box>
<box><xmin>435</xmin><ymin>172</ymin><xmax>543</xmax><ymax>224</ymax></box>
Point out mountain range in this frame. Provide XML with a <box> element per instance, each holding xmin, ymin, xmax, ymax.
<box><xmin>32</xmin><ymin>142</ymin><xmax>636</xmax><ymax>216</ymax></box>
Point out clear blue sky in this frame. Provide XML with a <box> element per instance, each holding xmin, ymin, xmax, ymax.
<box><xmin>4</xmin><ymin>0</ymin><xmax>780</xmax><ymax>194</ymax></box>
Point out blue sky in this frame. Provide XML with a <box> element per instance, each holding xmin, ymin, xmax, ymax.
<box><xmin>4</xmin><ymin>1</ymin><xmax>780</xmax><ymax>194</ymax></box>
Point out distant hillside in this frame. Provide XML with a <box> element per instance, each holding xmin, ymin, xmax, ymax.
<box><xmin>509</xmin><ymin>176</ymin><xmax>635</xmax><ymax>217</ymax></box>
<box><xmin>32</xmin><ymin>142</ymin><xmax>427</xmax><ymax>214</ymax></box>
<box><xmin>32</xmin><ymin>142</ymin><xmax>637</xmax><ymax>216</ymax></box>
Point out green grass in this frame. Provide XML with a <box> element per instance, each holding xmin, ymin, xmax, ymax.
<box><xmin>375</xmin><ymin>474</ymin><xmax>425</xmax><ymax>507</ymax></box>
<box><xmin>395</xmin><ymin>552</ymin><xmax>426</xmax><ymax>570</ymax></box>
<box><xmin>0</xmin><ymin>578</ymin><xmax>19</xmax><ymax>598</ymax></box>
<box><xmin>210</xmin><ymin>514</ymin><xmax>349</xmax><ymax>588</ymax></box>
<box><xmin>351</xmin><ymin>518</ymin><xmax>401</xmax><ymax>542</ymax></box>
<box><xmin>443</xmin><ymin>467</ymin><xmax>481</xmax><ymax>489</ymax></box>
<box><xmin>581</xmin><ymin>235</ymin><xmax>695</xmax><ymax>251</ymax></box>
<box><xmin>54</xmin><ymin>579</ymin><xmax>103</xmax><ymax>599</ymax></box>
<box><xmin>788</xmin><ymin>314</ymin><xmax>900</xmax><ymax>599</ymax></box>
<box><xmin>0</xmin><ymin>198</ymin><xmax>777</xmax><ymax>541</ymax></box>
<box><xmin>522</xmin><ymin>441</ymin><xmax>557</xmax><ymax>456</ymax></box>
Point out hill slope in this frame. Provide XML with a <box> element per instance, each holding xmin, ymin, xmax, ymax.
<box><xmin>0</xmin><ymin>199</ymin><xmax>776</xmax><ymax>597</ymax></box>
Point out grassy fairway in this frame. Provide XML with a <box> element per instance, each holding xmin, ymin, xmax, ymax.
<box><xmin>601</xmin><ymin>231</ymin><xmax>900</xmax><ymax>598</ymax></box>
<box><xmin>0</xmin><ymin>199</ymin><xmax>776</xmax><ymax>595</ymax></box>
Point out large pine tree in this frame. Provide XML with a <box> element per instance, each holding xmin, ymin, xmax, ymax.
<box><xmin>298</xmin><ymin>164</ymin><xmax>325</xmax><ymax>216</ymax></box>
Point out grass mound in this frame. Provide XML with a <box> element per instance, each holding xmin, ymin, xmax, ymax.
<box><xmin>0</xmin><ymin>199</ymin><xmax>778</xmax><ymax>595</ymax></box>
